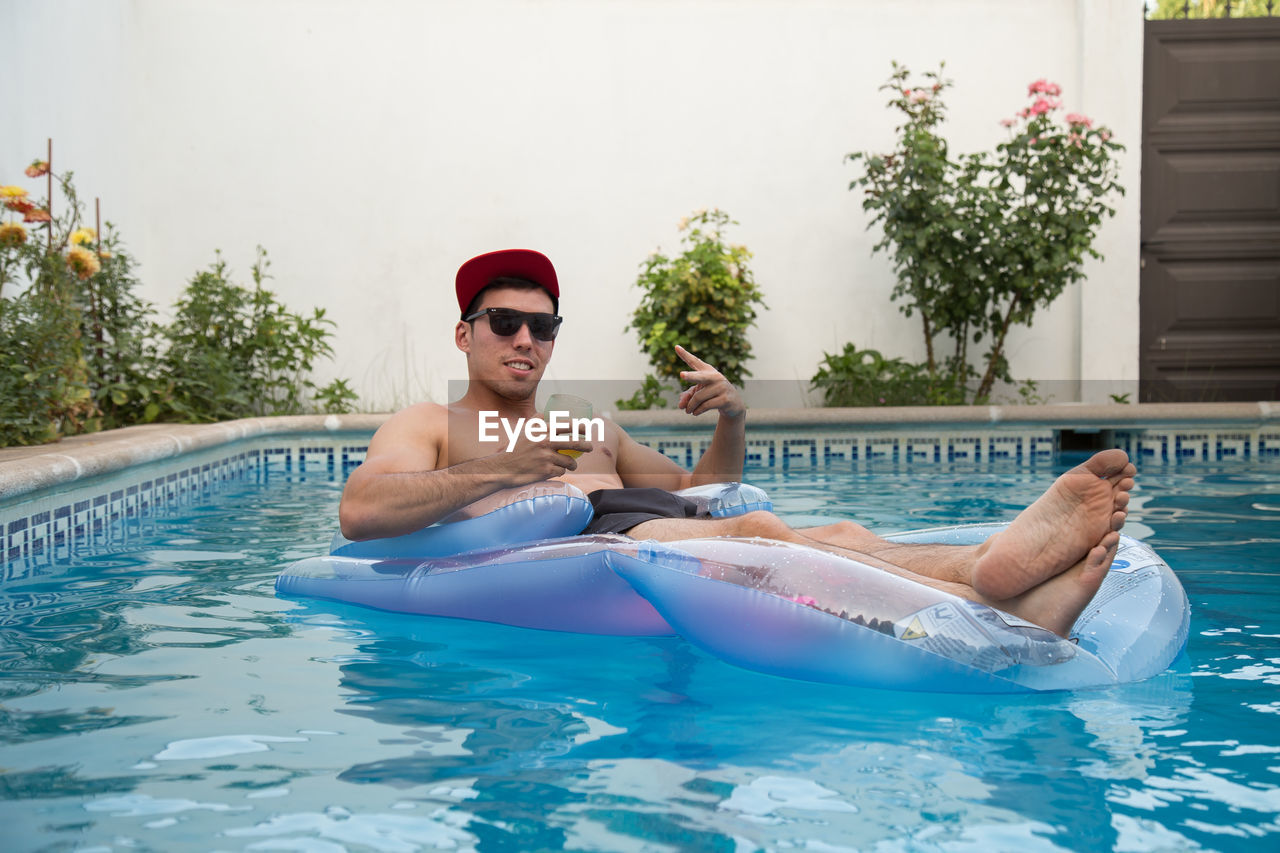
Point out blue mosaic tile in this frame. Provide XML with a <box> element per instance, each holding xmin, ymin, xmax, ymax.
<box><xmin>655</xmin><ymin>439</ymin><xmax>695</xmax><ymax>469</ymax></box>
<box><xmin>947</xmin><ymin>437</ymin><xmax>984</xmax><ymax>462</ymax></box>
<box><xmin>743</xmin><ymin>438</ymin><xmax>777</xmax><ymax>468</ymax></box>
<box><xmin>904</xmin><ymin>437</ymin><xmax>941</xmax><ymax>463</ymax></box>
<box><xmin>821</xmin><ymin>438</ymin><xmax>857</xmax><ymax>466</ymax></box>
<box><xmin>1260</xmin><ymin>432</ymin><xmax>1280</xmax><ymax>457</ymax></box>
<box><xmin>782</xmin><ymin>438</ymin><xmax>818</xmax><ymax>467</ymax></box>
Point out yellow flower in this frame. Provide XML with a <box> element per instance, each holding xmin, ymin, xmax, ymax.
<box><xmin>67</xmin><ymin>244</ymin><xmax>102</xmax><ymax>279</ymax></box>
<box><xmin>1</xmin><ymin>185</ymin><xmax>30</xmax><ymax>199</ymax></box>
<box><xmin>70</xmin><ymin>227</ymin><xmax>97</xmax><ymax>246</ymax></box>
<box><xmin>0</xmin><ymin>222</ymin><xmax>27</xmax><ymax>247</ymax></box>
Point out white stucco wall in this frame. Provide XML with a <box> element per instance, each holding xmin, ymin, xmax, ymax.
<box><xmin>2</xmin><ymin>0</ymin><xmax>1143</xmax><ymax>410</ymax></box>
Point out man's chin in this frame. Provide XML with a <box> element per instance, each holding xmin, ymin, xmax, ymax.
<box><xmin>480</xmin><ymin>376</ymin><xmax>539</xmax><ymax>401</ymax></box>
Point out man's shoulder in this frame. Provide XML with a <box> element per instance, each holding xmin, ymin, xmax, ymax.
<box><xmin>372</xmin><ymin>402</ymin><xmax>449</xmax><ymax>441</ymax></box>
<box><xmin>604</xmin><ymin>417</ymin><xmax>636</xmax><ymax>443</ymax></box>
<box><xmin>397</xmin><ymin>400</ymin><xmax>449</xmax><ymax>421</ymax></box>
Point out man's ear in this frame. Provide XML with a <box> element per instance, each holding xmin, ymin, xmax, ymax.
<box><xmin>456</xmin><ymin>321</ymin><xmax>472</xmax><ymax>354</ymax></box>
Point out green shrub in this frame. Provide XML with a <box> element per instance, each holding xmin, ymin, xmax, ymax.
<box><xmin>615</xmin><ymin>374</ymin><xmax>670</xmax><ymax>411</ymax></box>
<box><xmin>1148</xmin><ymin>0</ymin><xmax>1274</xmax><ymax>18</ymax></box>
<box><xmin>0</xmin><ymin>269</ymin><xmax>93</xmax><ymax>445</ymax></box>
<box><xmin>80</xmin><ymin>229</ymin><xmax>170</xmax><ymax>429</ymax></box>
<box><xmin>1</xmin><ymin>169</ymin><xmax>98</xmax><ymax>444</ymax></box>
<box><xmin>621</xmin><ymin>209</ymin><xmax>765</xmax><ymax>408</ymax></box>
<box><xmin>811</xmin><ymin>343</ymin><xmax>969</xmax><ymax>407</ymax></box>
<box><xmin>160</xmin><ymin>248</ymin><xmax>344</xmax><ymax>421</ymax></box>
<box><xmin>2</xmin><ymin>153</ymin><xmax>357</xmax><ymax>445</ymax></box>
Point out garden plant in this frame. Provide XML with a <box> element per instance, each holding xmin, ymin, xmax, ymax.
<box><xmin>619</xmin><ymin>209</ymin><xmax>765</xmax><ymax>409</ymax></box>
<box><xmin>1</xmin><ymin>146</ymin><xmax>356</xmax><ymax>446</ymax></box>
<box><xmin>1148</xmin><ymin>0</ymin><xmax>1276</xmax><ymax>18</ymax></box>
<box><xmin>826</xmin><ymin>64</ymin><xmax>1124</xmax><ymax>406</ymax></box>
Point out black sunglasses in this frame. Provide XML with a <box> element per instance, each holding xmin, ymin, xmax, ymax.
<box><xmin>464</xmin><ymin>307</ymin><xmax>563</xmax><ymax>342</ymax></box>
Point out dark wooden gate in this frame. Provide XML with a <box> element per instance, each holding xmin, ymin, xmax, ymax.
<box><xmin>1141</xmin><ymin>16</ymin><xmax>1280</xmax><ymax>401</ymax></box>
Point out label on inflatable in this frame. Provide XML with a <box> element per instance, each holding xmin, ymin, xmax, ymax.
<box><xmin>893</xmin><ymin>601</ymin><xmax>1076</xmax><ymax>674</ymax></box>
<box><xmin>1085</xmin><ymin>565</ymin><xmax>1160</xmax><ymax>612</ymax></box>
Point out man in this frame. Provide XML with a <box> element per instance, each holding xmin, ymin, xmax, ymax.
<box><xmin>340</xmin><ymin>249</ymin><xmax>1135</xmax><ymax>637</ymax></box>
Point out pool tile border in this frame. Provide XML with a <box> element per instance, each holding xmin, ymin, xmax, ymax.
<box><xmin>641</xmin><ymin>430</ymin><xmax>1062</xmax><ymax>469</ymax></box>
<box><xmin>2</xmin><ymin>439</ymin><xmax>372</xmax><ymax>574</ymax></box>
<box><xmin>3</xmin><ymin>406</ymin><xmax>1279</xmax><ymax>571</ymax></box>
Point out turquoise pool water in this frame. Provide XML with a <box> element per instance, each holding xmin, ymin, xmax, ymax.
<box><xmin>1</xmin><ymin>455</ymin><xmax>1278</xmax><ymax>851</ymax></box>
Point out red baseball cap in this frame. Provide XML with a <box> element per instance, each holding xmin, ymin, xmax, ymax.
<box><xmin>455</xmin><ymin>249</ymin><xmax>559</xmax><ymax>316</ymax></box>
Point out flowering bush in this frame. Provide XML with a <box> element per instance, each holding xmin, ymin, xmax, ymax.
<box><xmin>1</xmin><ymin>162</ymin><xmax>108</xmax><ymax>443</ymax></box>
<box><xmin>620</xmin><ymin>209</ymin><xmax>765</xmax><ymax>408</ymax></box>
<box><xmin>1</xmin><ymin>149</ymin><xmax>357</xmax><ymax>446</ymax></box>
<box><xmin>838</xmin><ymin>64</ymin><xmax>1124</xmax><ymax>403</ymax></box>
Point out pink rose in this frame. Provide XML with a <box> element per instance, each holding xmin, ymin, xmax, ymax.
<box><xmin>1024</xmin><ymin>79</ymin><xmax>1064</xmax><ymax>96</ymax></box>
<box><xmin>1028</xmin><ymin>97</ymin><xmax>1060</xmax><ymax>117</ymax></box>
<box><xmin>1065</xmin><ymin>113</ymin><xmax>1094</xmax><ymax>128</ymax></box>
<box><xmin>1027</xmin><ymin>79</ymin><xmax>1062</xmax><ymax>97</ymax></box>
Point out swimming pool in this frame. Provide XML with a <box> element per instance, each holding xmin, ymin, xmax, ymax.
<box><xmin>1</xmin><ymin>447</ymin><xmax>1277</xmax><ymax>851</ymax></box>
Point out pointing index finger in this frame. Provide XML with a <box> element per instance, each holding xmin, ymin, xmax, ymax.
<box><xmin>674</xmin><ymin>345</ymin><xmax>709</xmax><ymax>370</ymax></box>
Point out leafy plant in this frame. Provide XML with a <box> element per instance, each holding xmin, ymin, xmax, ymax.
<box><xmin>2</xmin><ymin>162</ymin><xmax>99</xmax><ymax>443</ymax></box>
<box><xmin>313</xmin><ymin>377</ymin><xmax>360</xmax><ymax>414</ymax></box>
<box><xmin>843</xmin><ymin>65</ymin><xmax>1124</xmax><ymax>404</ymax></box>
<box><xmin>811</xmin><ymin>343</ymin><xmax>968</xmax><ymax>407</ymax></box>
<box><xmin>2</xmin><ymin>149</ymin><xmax>358</xmax><ymax>445</ymax></box>
<box><xmin>615</xmin><ymin>374</ymin><xmax>670</xmax><ymax>411</ymax></box>
<box><xmin>0</xmin><ymin>271</ymin><xmax>93</xmax><ymax>445</ymax></box>
<box><xmin>1148</xmin><ymin>0</ymin><xmax>1274</xmax><ymax>17</ymax></box>
<box><xmin>161</xmin><ymin>248</ymin><xmax>341</xmax><ymax>421</ymax></box>
<box><xmin>623</xmin><ymin>209</ymin><xmax>765</xmax><ymax>408</ymax></box>
<box><xmin>78</xmin><ymin>227</ymin><xmax>171</xmax><ymax>429</ymax></box>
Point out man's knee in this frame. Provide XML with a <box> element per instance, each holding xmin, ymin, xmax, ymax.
<box><xmin>828</xmin><ymin>519</ymin><xmax>866</xmax><ymax>537</ymax></box>
<box><xmin>726</xmin><ymin>510</ymin><xmax>795</xmax><ymax>539</ymax></box>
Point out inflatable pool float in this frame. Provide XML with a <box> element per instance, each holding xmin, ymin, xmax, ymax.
<box><xmin>276</xmin><ymin>483</ymin><xmax>1189</xmax><ymax>693</ymax></box>
<box><xmin>276</xmin><ymin>481</ymin><xmax>770</xmax><ymax>636</ymax></box>
<box><xmin>605</xmin><ymin>529</ymin><xmax>1189</xmax><ymax>693</ymax></box>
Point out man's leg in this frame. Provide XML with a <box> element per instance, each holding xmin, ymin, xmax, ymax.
<box><xmin>793</xmin><ymin>519</ymin><xmax>976</xmax><ymax>586</ymax></box>
<box><xmin>623</xmin><ymin>449</ymin><xmax>1137</xmax><ymax>635</ymax></box>
<box><xmin>788</xmin><ymin>448</ymin><xmax>1135</xmax><ymax>596</ymax></box>
<box><xmin>626</xmin><ymin>510</ymin><xmax>1118</xmax><ymax>636</ymax></box>
<box><xmin>629</xmin><ymin>511</ymin><xmax>978</xmax><ymax>593</ymax></box>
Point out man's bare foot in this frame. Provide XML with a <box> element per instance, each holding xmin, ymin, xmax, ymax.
<box><xmin>995</xmin><ymin>531</ymin><xmax>1120</xmax><ymax>637</ymax></box>
<box><xmin>970</xmin><ymin>449</ymin><xmax>1135</xmax><ymax>601</ymax></box>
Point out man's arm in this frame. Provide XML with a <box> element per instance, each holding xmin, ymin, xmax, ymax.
<box><xmin>615</xmin><ymin>345</ymin><xmax>746</xmax><ymax>491</ymax></box>
<box><xmin>339</xmin><ymin>403</ymin><xmax>589</xmax><ymax>540</ymax></box>
<box><xmin>676</xmin><ymin>345</ymin><xmax>746</xmax><ymax>486</ymax></box>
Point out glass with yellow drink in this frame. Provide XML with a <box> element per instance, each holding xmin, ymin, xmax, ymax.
<box><xmin>544</xmin><ymin>394</ymin><xmax>593</xmax><ymax>458</ymax></box>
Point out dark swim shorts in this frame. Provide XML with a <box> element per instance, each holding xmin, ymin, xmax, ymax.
<box><xmin>582</xmin><ymin>487</ymin><xmax>708</xmax><ymax>535</ymax></box>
